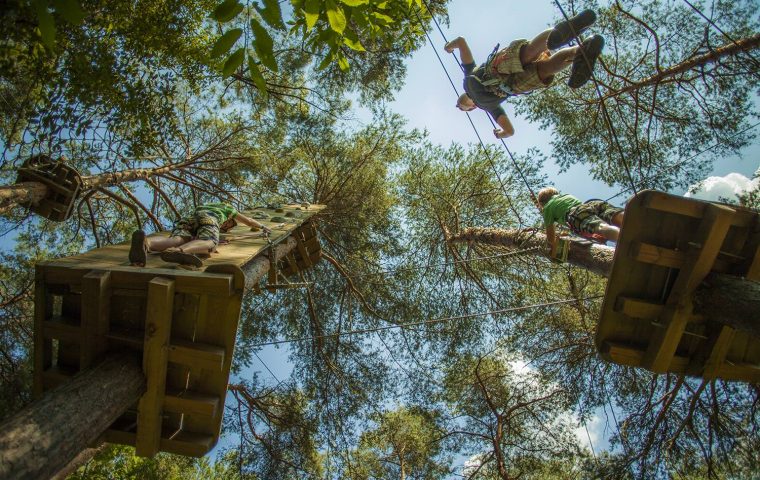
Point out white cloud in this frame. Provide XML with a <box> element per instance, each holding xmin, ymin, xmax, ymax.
<box><xmin>684</xmin><ymin>171</ymin><xmax>759</xmax><ymax>202</ymax></box>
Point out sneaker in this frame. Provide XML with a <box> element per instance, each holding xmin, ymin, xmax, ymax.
<box><xmin>128</xmin><ymin>230</ymin><xmax>147</xmax><ymax>267</ymax></box>
<box><xmin>547</xmin><ymin>9</ymin><xmax>597</xmax><ymax>50</ymax></box>
<box><xmin>568</xmin><ymin>34</ymin><xmax>604</xmax><ymax>88</ymax></box>
<box><xmin>160</xmin><ymin>249</ymin><xmax>204</xmax><ymax>268</ymax></box>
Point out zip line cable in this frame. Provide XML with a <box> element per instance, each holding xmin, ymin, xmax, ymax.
<box><xmin>250</xmin><ymin>295</ymin><xmax>604</xmax><ymax>348</ymax></box>
<box><xmin>418</xmin><ymin>1</ymin><xmax>540</xmax><ymax>205</ymax></box>
<box><xmin>604</xmin><ymin>120</ymin><xmax>760</xmax><ymax>204</ymax></box>
<box><xmin>411</xmin><ymin>8</ymin><xmax>527</xmax><ymax>226</ymax></box>
<box><xmin>552</xmin><ymin>1</ymin><xmax>640</xmax><ymax>197</ymax></box>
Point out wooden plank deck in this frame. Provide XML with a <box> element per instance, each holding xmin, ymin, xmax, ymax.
<box><xmin>596</xmin><ymin>191</ymin><xmax>760</xmax><ymax>383</ymax></box>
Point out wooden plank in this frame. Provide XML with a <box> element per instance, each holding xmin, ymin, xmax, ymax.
<box><xmin>643</xmin><ymin>191</ymin><xmax>754</xmax><ymax>227</ymax></box>
<box><xmin>103</xmin><ymin>429</ymin><xmax>215</xmax><ymax>457</ymax></box>
<box><xmin>631</xmin><ymin>242</ymin><xmax>684</xmax><ymax>269</ymax></box>
<box><xmin>168</xmin><ymin>339</ymin><xmax>225</xmax><ymax>372</ymax></box>
<box><xmin>135</xmin><ymin>277</ymin><xmax>175</xmax><ymax>457</ymax></box>
<box><xmin>33</xmin><ymin>268</ymin><xmax>52</xmax><ymax>397</ymax></box>
<box><xmin>296</xmin><ymin>237</ymin><xmax>312</xmax><ymax>268</ymax></box>
<box><xmin>80</xmin><ymin>270</ymin><xmax>111</xmax><ymax>369</ymax></box>
<box><xmin>718</xmin><ymin>362</ymin><xmax>760</xmax><ymax>383</ymax></box>
<box><xmin>41</xmin><ymin>366</ymin><xmax>76</xmax><ymax>389</ymax></box>
<box><xmin>702</xmin><ymin>325</ymin><xmax>736</xmax><ymax>380</ymax></box>
<box><xmin>644</xmin><ymin>203</ymin><xmax>736</xmax><ymax>372</ymax></box>
<box><xmin>42</xmin><ymin>318</ymin><xmax>81</xmax><ymax>343</ymax></box>
<box><xmin>615</xmin><ymin>296</ymin><xmax>665</xmax><ymax>319</ymax></box>
<box><xmin>107</xmin><ymin>327</ymin><xmax>144</xmax><ymax>349</ymax></box>
<box><xmin>746</xmin><ymin>244</ymin><xmax>760</xmax><ymax>281</ymax></box>
<box><xmin>164</xmin><ymin>389</ymin><xmax>220</xmax><ymax>417</ymax></box>
<box><xmin>602</xmin><ymin>342</ymin><xmax>690</xmax><ymax>372</ymax></box>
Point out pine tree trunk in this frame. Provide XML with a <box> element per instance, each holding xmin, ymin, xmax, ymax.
<box><xmin>449</xmin><ymin>227</ymin><xmax>615</xmax><ymax>278</ymax></box>
<box><xmin>0</xmin><ymin>182</ymin><xmax>48</xmax><ymax>214</ymax></box>
<box><xmin>0</xmin><ymin>353</ymin><xmax>145</xmax><ymax>480</ymax></box>
<box><xmin>694</xmin><ymin>273</ymin><xmax>760</xmax><ymax>339</ymax></box>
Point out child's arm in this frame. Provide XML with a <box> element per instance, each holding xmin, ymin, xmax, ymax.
<box><xmin>545</xmin><ymin>223</ymin><xmax>558</xmax><ymax>258</ymax></box>
<box><xmin>234</xmin><ymin>212</ymin><xmax>272</xmax><ymax>234</ymax></box>
<box><xmin>444</xmin><ymin>36</ymin><xmax>474</xmax><ymax>65</ymax></box>
<box><xmin>493</xmin><ymin>114</ymin><xmax>514</xmax><ymax>139</ymax></box>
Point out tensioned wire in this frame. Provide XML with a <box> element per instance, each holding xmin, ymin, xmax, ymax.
<box><xmin>249</xmin><ymin>295</ymin><xmax>604</xmax><ymax>347</ymax></box>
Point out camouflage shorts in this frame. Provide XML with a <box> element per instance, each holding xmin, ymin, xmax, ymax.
<box><xmin>567</xmin><ymin>200</ymin><xmax>623</xmax><ymax>235</ymax></box>
<box><xmin>488</xmin><ymin>39</ymin><xmax>554</xmax><ymax>95</ymax></box>
<box><xmin>171</xmin><ymin>210</ymin><xmax>221</xmax><ymax>247</ymax></box>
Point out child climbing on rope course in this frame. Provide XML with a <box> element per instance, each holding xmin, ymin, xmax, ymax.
<box><xmin>444</xmin><ymin>9</ymin><xmax>603</xmax><ymax>139</ymax></box>
<box><xmin>129</xmin><ymin>202</ymin><xmax>272</xmax><ymax>268</ymax></box>
<box><xmin>536</xmin><ymin>187</ymin><xmax>624</xmax><ymax>259</ymax></box>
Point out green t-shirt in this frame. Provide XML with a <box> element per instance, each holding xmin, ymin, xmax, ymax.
<box><xmin>195</xmin><ymin>203</ymin><xmax>238</xmax><ymax>223</ymax></box>
<box><xmin>542</xmin><ymin>194</ymin><xmax>582</xmax><ymax>227</ymax></box>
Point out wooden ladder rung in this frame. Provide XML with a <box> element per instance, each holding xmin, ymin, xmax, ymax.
<box><xmin>42</xmin><ymin>317</ymin><xmax>81</xmax><ymax>342</ymax></box>
<box><xmin>164</xmin><ymin>389</ymin><xmax>220</xmax><ymax>417</ymax></box>
<box><xmin>168</xmin><ymin>339</ymin><xmax>226</xmax><ymax>372</ymax></box>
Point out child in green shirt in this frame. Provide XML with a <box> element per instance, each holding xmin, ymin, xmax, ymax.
<box><xmin>536</xmin><ymin>187</ymin><xmax>624</xmax><ymax>257</ymax></box>
<box><xmin>129</xmin><ymin>202</ymin><xmax>271</xmax><ymax>267</ymax></box>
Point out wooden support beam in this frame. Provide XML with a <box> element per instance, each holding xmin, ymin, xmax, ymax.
<box><xmin>615</xmin><ymin>296</ymin><xmax>665</xmax><ymax>319</ymax></box>
<box><xmin>644</xmin><ymin>203</ymin><xmax>736</xmax><ymax>372</ymax></box>
<box><xmin>80</xmin><ymin>271</ymin><xmax>111</xmax><ymax>369</ymax></box>
<box><xmin>701</xmin><ymin>326</ymin><xmax>736</xmax><ymax>380</ymax></box>
<box><xmin>602</xmin><ymin>341</ymin><xmax>690</xmax><ymax>371</ymax></box>
<box><xmin>746</xmin><ymin>244</ymin><xmax>760</xmax><ymax>281</ymax></box>
<box><xmin>296</xmin><ymin>236</ymin><xmax>312</xmax><ymax>268</ymax></box>
<box><xmin>631</xmin><ymin>242</ymin><xmax>684</xmax><ymax>268</ymax></box>
<box><xmin>135</xmin><ymin>277</ymin><xmax>175</xmax><ymax>457</ymax></box>
<box><xmin>33</xmin><ymin>268</ymin><xmax>52</xmax><ymax>398</ymax></box>
<box><xmin>104</xmin><ymin>429</ymin><xmax>215</xmax><ymax>458</ymax></box>
<box><xmin>643</xmin><ymin>191</ymin><xmax>754</xmax><ymax>227</ymax></box>
<box><xmin>168</xmin><ymin>339</ymin><xmax>225</xmax><ymax>372</ymax></box>
<box><xmin>42</xmin><ymin>319</ymin><xmax>80</xmax><ymax>343</ymax></box>
<box><xmin>164</xmin><ymin>389</ymin><xmax>220</xmax><ymax>417</ymax></box>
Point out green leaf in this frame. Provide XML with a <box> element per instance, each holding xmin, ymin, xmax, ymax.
<box><xmin>371</xmin><ymin>12</ymin><xmax>393</xmax><ymax>24</ymax></box>
<box><xmin>247</xmin><ymin>55</ymin><xmax>269</xmax><ymax>96</ymax></box>
<box><xmin>342</xmin><ymin>29</ymin><xmax>365</xmax><ymax>51</ymax></box>
<box><xmin>340</xmin><ymin>0</ymin><xmax>368</xmax><ymax>6</ymax></box>
<box><xmin>337</xmin><ymin>54</ymin><xmax>349</xmax><ymax>72</ymax></box>
<box><xmin>211</xmin><ymin>28</ymin><xmax>242</xmax><ymax>58</ymax></box>
<box><xmin>212</xmin><ymin>0</ymin><xmax>244</xmax><ymax>23</ymax></box>
<box><xmin>33</xmin><ymin>0</ymin><xmax>56</xmax><ymax>49</ymax></box>
<box><xmin>316</xmin><ymin>53</ymin><xmax>333</xmax><ymax>71</ymax></box>
<box><xmin>256</xmin><ymin>0</ymin><xmax>286</xmax><ymax>31</ymax></box>
<box><xmin>51</xmin><ymin>0</ymin><xmax>85</xmax><ymax>24</ymax></box>
<box><xmin>250</xmin><ymin>18</ymin><xmax>278</xmax><ymax>72</ymax></box>
<box><xmin>304</xmin><ymin>0</ymin><xmax>320</xmax><ymax>31</ymax></box>
<box><xmin>222</xmin><ymin>47</ymin><xmax>245</xmax><ymax>77</ymax></box>
<box><xmin>325</xmin><ymin>0</ymin><xmax>347</xmax><ymax>34</ymax></box>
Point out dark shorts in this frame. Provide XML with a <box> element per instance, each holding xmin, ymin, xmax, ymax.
<box><xmin>567</xmin><ymin>200</ymin><xmax>623</xmax><ymax>234</ymax></box>
<box><xmin>170</xmin><ymin>211</ymin><xmax>221</xmax><ymax>247</ymax></box>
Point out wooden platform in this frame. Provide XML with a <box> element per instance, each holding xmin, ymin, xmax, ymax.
<box><xmin>33</xmin><ymin>204</ymin><xmax>324</xmax><ymax>457</ymax></box>
<box><xmin>596</xmin><ymin>191</ymin><xmax>760</xmax><ymax>383</ymax></box>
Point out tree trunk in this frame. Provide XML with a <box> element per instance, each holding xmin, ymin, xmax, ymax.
<box><xmin>0</xmin><ymin>163</ymin><xmax>186</xmax><ymax>214</ymax></box>
<box><xmin>240</xmin><ymin>237</ymin><xmax>298</xmax><ymax>290</ymax></box>
<box><xmin>451</xmin><ymin>227</ymin><xmax>760</xmax><ymax>335</ymax></box>
<box><xmin>608</xmin><ymin>33</ymin><xmax>760</xmax><ymax>98</ymax></box>
<box><xmin>694</xmin><ymin>273</ymin><xmax>760</xmax><ymax>339</ymax></box>
<box><xmin>0</xmin><ymin>353</ymin><xmax>145</xmax><ymax>480</ymax></box>
<box><xmin>449</xmin><ymin>227</ymin><xmax>615</xmax><ymax>278</ymax></box>
<box><xmin>0</xmin><ymin>182</ymin><xmax>48</xmax><ymax>214</ymax></box>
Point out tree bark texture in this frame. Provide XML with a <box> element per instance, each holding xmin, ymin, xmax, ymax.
<box><xmin>610</xmin><ymin>33</ymin><xmax>760</xmax><ymax>97</ymax></box>
<box><xmin>0</xmin><ymin>182</ymin><xmax>48</xmax><ymax>214</ymax></box>
<box><xmin>240</xmin><ymin>237</ymin><xmax>297</xmax><ymax>291</ymax></box>
<box><xmin>694</xmin><ymin>273</ymin><xmax>760</xmax><ymax>339</ymax></box>
<box><xmin>0</xmin><ymin>353</ymin><xmax>145</xmax><ymax>480</ymax></box>
<box><xmin>449</xmin><ymin>227</ymin><xmax>615</xmax><ymax>278</ymax></box>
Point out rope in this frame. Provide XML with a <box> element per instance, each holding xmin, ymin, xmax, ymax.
<box><xmin>411</xmin><ymin>8</ymin><xmax>527</xmax><ymax>225</ymax></box>
<box><xmin>418</xmin><ymin>1</ymin><xmax>540</xmax><ymax>205</ymax></box>
<box><xmin>552</xmin><ymin>2</ymin><xmax>640</xmax><ymax>197</ymax></box>
<box><xmin>250</xmin><ymin>295</ymin><xmax>603</xmax><ymax>347</ymax></box>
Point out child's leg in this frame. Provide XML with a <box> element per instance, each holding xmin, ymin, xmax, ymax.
<box><xmin>611</xmin><ymin>211</ymin><xmax>624</xmax><ymax>228</ymax></box>
<box><xmin>165</xmin><ymin>239</ymin><xmax>215</xmax><ymax>255</ymax></box>
<box><xmin>594</xmin><ymin>222</ymin><xmax>620</xmax><ymax>242</ymax></box>
<box><xmin>146</xmin><ymin>235</ymin><xmax>187</xmax><ymax>252</ymax></box>
<box><xmin>535</xmin><ymin>46</ymin><xmax>578</xmax><ymax>82</ymax></box>
<box><xmin>520</xmin><ymin>29</ymin><xmax>552</xmax><ymax>66</ymax></box>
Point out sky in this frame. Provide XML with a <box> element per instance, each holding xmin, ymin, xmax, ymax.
<box><xmin>239</xmin><ymin>0</ymin><xmax>760</xmax><ymax>467</ymax></box>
